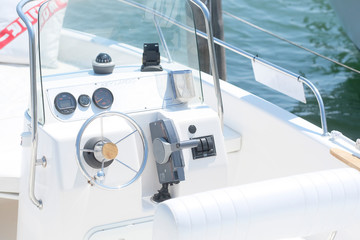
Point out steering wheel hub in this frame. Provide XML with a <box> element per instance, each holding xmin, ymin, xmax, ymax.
<box><xmin>102</xmin><ymin>142</ymin><xmax>118</xmax><ymax>160</ymax></box>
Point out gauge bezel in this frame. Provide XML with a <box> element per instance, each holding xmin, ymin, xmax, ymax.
<box><xmin>78</xmin><ymin>94</ymin><xmax>91</xmax><ymax>108</ymax></box>
<box><xmin>54</xmin><ymin>92</ymin><xmax>77</xmax><ymax>115</ymax></box>
<box><xmin>92</xmin><ymin>88</ymin><xmax>114</xmax><ymax>109</ymax></box>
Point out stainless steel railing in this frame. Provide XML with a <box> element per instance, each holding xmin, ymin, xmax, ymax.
<box><xmin>208</xmin><ymin>34</ymin><xmax>328</xmax><ymax>135</ymax></box>
<box><xmin>122</xmin><ymin>0</ymin><xmax>328</xmax><ymax>135</ymax></box>
<box><xmin>17</xmin><ymin>0</ymin><xmax>43</xmax><ymax>209</ymax></box>
<box><xmin>118</xmin><ymin>0</ymin><xmax>225</xmax><ymax>128</ymax></box>
<box><xmin>189</xmin><ymin>0</ymin><xmax>224</xmax><ymax>129</ymax></box>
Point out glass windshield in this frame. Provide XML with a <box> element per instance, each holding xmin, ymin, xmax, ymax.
<box><xmin>38</xmin><ymin>0</ymin><xmax>201</xmax><ymax>75</ymax></box>
<box><xmin>37</xmin><ymin>0</ymin><xmax>204</xmax><ymax>121</ymax></box>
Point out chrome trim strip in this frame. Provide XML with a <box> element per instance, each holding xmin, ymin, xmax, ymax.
<box><xmin>84</xmin><ymin>216</ymin><xmax>153</xmax><ymax>240</ymax></box>
<box><xmin>16</xmin><ymin>0</ymin><xmax>43</xmax><ymax>209</ymax></box>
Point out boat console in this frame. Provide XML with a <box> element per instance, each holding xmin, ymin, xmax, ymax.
<box><xmin>16</xmin><ymin>0</ymin><xmax>229</xmax><ymax>235</ymax></box>
<box><xmin>11</xmin><ymin>0</ymin><xmax>231</xmax><ymax>239</ymax></box>
<box><xmin>20</xmin><ymin>50</ymin><xmax>228</xmax><ymax>239</ymax></box>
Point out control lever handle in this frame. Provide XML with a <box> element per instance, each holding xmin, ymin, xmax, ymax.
<box><xmin>153</xmin><ymin>138</ymin><xmax>200</xmax><ymax>164</ymax></box>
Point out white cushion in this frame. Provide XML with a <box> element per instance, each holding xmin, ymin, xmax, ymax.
<box><xmin>153</xmin><ymin>168</ymin><xmax>360</xmax><ymax>240</ymax></box>
<box><xmin>0</xmin><ymin>0</ymin><xmax>42</xmax><ymax>64</ymax></box>
<box><xmin>0</xmin><ymin>0</ymin><xmax>66</xmax><ymax>66</ymax></box>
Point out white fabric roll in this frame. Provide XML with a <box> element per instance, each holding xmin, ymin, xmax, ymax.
<box><xmin>0</xmin><ymin>0</ymin><xmax>41</xmax><ymax>64</ymax></box>
<box><xmin>153</xmin><ymin>168</ymin><xmax>360</xmax><ymax>240</ymax></box>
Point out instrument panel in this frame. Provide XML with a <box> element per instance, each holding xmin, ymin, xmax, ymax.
<box><xmin>53</xmin><ymin>88</ymin><xmax>114</xmax><ymax>116</ymax></box>
<box><xmin>45</xmin><ymin>68</ymin><xmax>200</xmax><ymax>123</ymax></box>
<box><xmin>46</xmin><ymin>71</ymin><xmax>170</xmax><ymax>122</ymax></box>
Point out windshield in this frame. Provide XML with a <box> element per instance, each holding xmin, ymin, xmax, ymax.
<box><xmin>36</xmin><ymin>0</ymin><xmax>204</xmax><ymax>121</ymax></box>
<box><xmin>38</xmin><ymin>0</ymin><xmax>201</xmax><ymax>74</ymax></box>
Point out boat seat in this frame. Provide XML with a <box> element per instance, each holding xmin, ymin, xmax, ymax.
<box><xmin>0</xmin><ymin>64</ymin><xmax>29</xmax><ymax>199</ymax></box>
<box><xmin>153</xmin><ymin>168</ymin><xmax>360</xmax><ymax>240</ymax></box>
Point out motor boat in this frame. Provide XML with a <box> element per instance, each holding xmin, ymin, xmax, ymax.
<box><xmin>329</xmin><ymin>0</ymin><xmax>360</xmax><ymax>50</ymax></box>
<box><xmin>1</xmin><ymin>0</ymin><xmax>360</xmax><ymax>239</ymax></box>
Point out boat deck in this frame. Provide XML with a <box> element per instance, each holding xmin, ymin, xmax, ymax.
<box><xmin>0</xmin><ymin>63</ymin><xmax>29</xmax><ymax>198</ymax></box>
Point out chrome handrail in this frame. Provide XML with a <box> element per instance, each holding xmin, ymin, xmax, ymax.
<box><xmin>209</xmin><ymin>35</ymin><xmax>328</xmax><ymax>135</ymax></box>
<box><xmin>189</xmin><ymin>0</ymin><xmax>224</xmax><ymax>129</ymax></box>
<box><xmin>118</xmin><ymin>0</ymin><xmax>225</xmax><ymax>129</ymax></box>
<box><xmin>223</xmin><ymin>11</ymin><xmax>360</xmax><ymax>76</ymax></box>
<box><xmin>117</xmin><ymin>0</ymin><xmax>327</xmax><ymax>135</ymax></box>
<box><xmin>17</xmin><ymin>0</ymin><xmax>43</xmax><ymax>209</ymax></box>
<box><xmin>299</xmin><ymin>76</ymin><xmax>328</xmax><ymax>135</ymax></box>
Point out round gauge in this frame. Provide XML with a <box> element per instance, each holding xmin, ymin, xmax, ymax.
<box><xmin>92</xmin><ymin>88</ymin><xmax>114</xmax><ymax>109</ymax></box>
<box><xmin>78</xmin><ymin>94</ymin><xmax>91</xmax><ymax>107</ymax></box>
<box><xmin>54</xmin><ymin>92</ymin><xmax>77</xmax><ymax>115</ymax></box>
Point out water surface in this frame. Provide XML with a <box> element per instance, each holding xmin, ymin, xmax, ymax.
<box><xmin>223</xmin><ymin>0</ymin><xmax>360</xmax><ymax>140</ymax></box>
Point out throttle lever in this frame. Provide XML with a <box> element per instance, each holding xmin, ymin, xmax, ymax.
<box><xmin>153</xmin><ymin>138</ymin><xmax>200</xmax><ymax>164</ymax></box>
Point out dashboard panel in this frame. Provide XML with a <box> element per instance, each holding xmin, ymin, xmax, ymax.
<box><xmin>45</xmin><ymin>68</ymin><xmax>201</xmax><ymax>122</ymax></box>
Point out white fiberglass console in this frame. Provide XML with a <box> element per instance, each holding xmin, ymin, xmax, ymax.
<box><xmin>18</xmin><ymin>63</ymin><xmax>228</xmax><ymax>240</ymax></box>
<box><xmin>17</xmin><ymin>0</ymin><xmax>229</xmax><ymax>239</ymax></box>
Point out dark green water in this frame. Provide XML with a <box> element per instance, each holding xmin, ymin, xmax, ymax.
<box><xmin>223</xmin><ymin>0</ymin><xmax>360</xmax><ymax>140</ymax></box>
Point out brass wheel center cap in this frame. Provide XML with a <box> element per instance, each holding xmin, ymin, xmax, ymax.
<box><xmin>102</xmin><ymin>142</ymin><xmax>118</xmax><ymax>160</ymax></box>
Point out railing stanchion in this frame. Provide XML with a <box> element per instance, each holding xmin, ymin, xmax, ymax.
<box><xmin>189</xmin><ymin>0</ymin><xmax>224</xmax><ymax>130</ymax></box>
<box><xmin>17</xmin><ymin>0</ymin><xmax>43</xmax><ymax>209</ymax></box>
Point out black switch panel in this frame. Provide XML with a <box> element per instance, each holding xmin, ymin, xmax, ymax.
<box><xmin>191</xmin><ymin>135</ymin><xmax>216</xmax><ymax>159</ymax></box>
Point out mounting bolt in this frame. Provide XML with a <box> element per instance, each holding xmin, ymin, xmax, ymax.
<box><xmin>36</xmin><ymin>156</ymin><xmax>47</xmax><ymax>168</ymax></box>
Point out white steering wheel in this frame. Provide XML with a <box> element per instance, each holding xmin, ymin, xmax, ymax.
<box><xmin>76</xmin><ymin>111</ymin><xmax>148</xmax><ymax>190</ymax></box>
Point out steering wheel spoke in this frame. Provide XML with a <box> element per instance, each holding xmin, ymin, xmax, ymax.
<box><xmin>115</xmin><ymin>129</ymin><xmax>138</xmax><ymax>145</ymax></box>
<box><xmin>115</xmin><ymin>158</ymin><xmax>138</xmax><ymax>173</ymax></box>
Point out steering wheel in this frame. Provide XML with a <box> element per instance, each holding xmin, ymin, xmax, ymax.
<box><xmin>76</xmin><ymin>111</ymin><xmax>148</xmax><ymax>190</ymax></box>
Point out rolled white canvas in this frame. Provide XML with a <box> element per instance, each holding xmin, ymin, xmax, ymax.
<box><xmin>153</xmin><ymin>168</ymin><xmax>360</xmax><ymax>240</ymax></box>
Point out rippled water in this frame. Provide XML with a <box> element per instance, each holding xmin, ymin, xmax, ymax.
<box><xmin>223</xmin><ymin>0</ymin><xmax>360</xmax><ymax>140</ymax></box>
<box><xmin>57</xmin><ymin>0</ymin><xmax>360</xmax><ymax>140</ymax></box>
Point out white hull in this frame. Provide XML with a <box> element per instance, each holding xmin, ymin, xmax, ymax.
<box><xmin>1</xmin><ymin>0</ymin><xmax>360</xmax><ymax>239</ymax></box>
<box><xmin>1</xmin><ymin>58</ymin><xmax>358</xmax><ymax>239</ymax></box>
<box><xmin>329</xmin><ymin>0</ymin><xmax>360</xmax><ymax>49</ymax></box>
